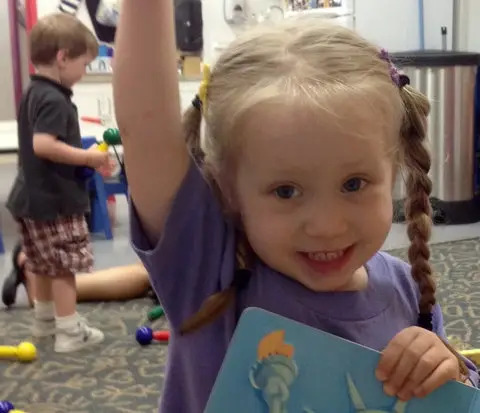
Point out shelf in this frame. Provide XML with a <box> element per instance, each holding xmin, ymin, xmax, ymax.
<box><xmin>285</xmin><ymin>7</ymin><xmax>352</xmax><ymax>19</ymax></box>
<box><xmin>81</xmin><ymin>73</ymin><xmax>113</xmax><ymax>83</ymax></box>
<box><xmin>79</xmin><ymin>73</ymin><xmax>202</xmax><ymax>85</ymax></box>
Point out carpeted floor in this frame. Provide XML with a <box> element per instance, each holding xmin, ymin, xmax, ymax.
<box><xmin>1</xmin><ymin>238</ymin><xmax>480</xmax><ymax>412</ymax></box>
<box><xmin>0</xmin><ymin>299</ymin><xmax>167</xmax><ymax>413</ymax></box>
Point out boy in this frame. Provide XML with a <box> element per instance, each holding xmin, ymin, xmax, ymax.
<box><xmin>6</xmin><ymin>13</ymin><xmax>108</xmax><ymax>352</ymax></box>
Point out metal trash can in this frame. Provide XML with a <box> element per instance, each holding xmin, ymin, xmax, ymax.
<box><xmin>391</xmin><ymin>51</ymin><xmax>480</xmax><ymax>224</ymax></box>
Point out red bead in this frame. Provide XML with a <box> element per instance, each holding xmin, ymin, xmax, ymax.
<box><xmin>152</xmin><ymin>330</ymin><xmax>170</xmax><ymax>342</ymax></box>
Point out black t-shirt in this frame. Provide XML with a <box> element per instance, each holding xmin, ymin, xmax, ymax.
<box><xmin>7</xmin><ymin>75</ymin><xmax>89</xmax><ymax>220</ymax></box>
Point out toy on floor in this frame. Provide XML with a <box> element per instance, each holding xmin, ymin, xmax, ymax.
<box><xmin>0</xmin><ymin>401</ymin><xmax>14</xmax><ymax>413</ymax></box>
<box><xmin>147</xmin><ymin>306</ymin><xmax>165</xmax><ymax>322</ymax></box>
<box><xmin>136</xmin><ymin>326</ymin><xmax>170</xmax><ymax>345</ymax></box>
<box><xmin>448</xmin><ymin>335</ymin><xmax>480</xmax><ymax>367</ymax></box>
<box><xmin>0</xmin><ymin>400</ymin><xmax>26</xmax><ymax>413</ymax></box>
<box><xmin>461</xmin><ymin>349</ymin><xmax>480</xmax><ymax>366</ymax></box>
<box><xmin>0</xmin><ymin>342</ymin><xmax>36</xmax><ymax>362</ymax></box>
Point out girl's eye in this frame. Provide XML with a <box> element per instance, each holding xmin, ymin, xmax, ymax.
<box><xmin>274</xmin><ymin>185</ymin><xmax>300</xmax><ymax>199</ymax></box>
<box><xmin>342</xmin><ymin>177</ymin><xmax>366</xmax><ymax>193</ymax></box>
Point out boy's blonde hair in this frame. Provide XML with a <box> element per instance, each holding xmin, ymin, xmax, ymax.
<box><xmin>30</xmin><ymin>13</ymin><xmax>98</xmax><ymax>66</ymax></box>
<box><xmin>181</xmin><ymin>20</ymin><xmax>434</xmax><ymax>336</ymax></box>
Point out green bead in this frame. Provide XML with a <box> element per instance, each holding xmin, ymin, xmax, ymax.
<box><xmin>103</xmin><ymin>128</ymin><xmax>121</xmax><ymax>145</ymax></box>
<box><xmin>147</xmin><ymin>306</ymin><xmax>165</xmax><ymax>321</ymax></box>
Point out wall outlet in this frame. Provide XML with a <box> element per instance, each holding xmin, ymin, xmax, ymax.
<box><xmin>224</xmin><ymin>0</ymin><xmax>247</xmax><ymax>24</ymax></box>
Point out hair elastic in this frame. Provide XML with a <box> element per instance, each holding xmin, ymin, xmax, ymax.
<box><xmin>192</xmin><ymin>95</ymin><xmax>202</xmax><ymax>111</ymax></box>
<box><xmin>417</xmin><ymin>312</ymin><xmax>433</xmax><ymax>331</ymax></box>
<box><xmin>380</xmin><ymin>48</ymin><xmax>410</xmax><ymax>88</ymax></box>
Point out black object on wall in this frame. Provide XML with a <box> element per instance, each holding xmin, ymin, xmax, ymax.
<box><xmin>175</xmin><ymin>0</ymin><xmax>203</xmax><ymax>53</ymax></box>
<box><xmin>83</xmin><ymin>0</ymin><xmax>203</xmax><ymax>52</ymax></box>
<box><xmin>84</xmin><ymin>0</ymin><xmax>116</xmax><ymax>44</ymax></box>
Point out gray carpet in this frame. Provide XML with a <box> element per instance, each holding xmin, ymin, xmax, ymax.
<box><xmin>0</xmin><ymin>298</ymin><xmax>167</xmax><ymax>413</ymax></box>
<box><xmin>1</xmin><ymin>238</ymin><xmax>480</xmax><ymax>412</ymax></box>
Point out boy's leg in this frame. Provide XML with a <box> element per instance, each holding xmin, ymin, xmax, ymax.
<box><xmin>32</xmin><ymin>274</ymin><xmax>56</xmax><ymax>338</ymax></box>
<box><xmin>13</xmin><ymin>221</ymin><xmax>55</xmax><ymax>337</ymax></box>
<box><xmin>53</xmin><ymin>270</ymin><xmax>104</xmax><ymax>353</ymax></box>
<box><xmin>51</xmin><ymin>215</ymin><xmax>104</xmax><ymax>353</ymax></box>
<box><xmin>51</xmin><ymin>272</ymin><xmax>76</xmax><ymax>317</ymax></box>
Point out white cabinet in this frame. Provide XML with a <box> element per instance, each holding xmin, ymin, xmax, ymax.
<box><xmin>72</xmin><ymin>80</ymin><xmax>201</xmax><ymax>140</ymax></box>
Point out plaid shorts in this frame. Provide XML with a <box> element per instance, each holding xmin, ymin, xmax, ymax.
<box><xmin>18</xmin><ymin>215</ymin><xmax>93</xmax><ymax>277</ymax></box>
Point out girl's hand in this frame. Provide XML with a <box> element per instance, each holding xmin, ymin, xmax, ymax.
<box><xmin>376</xmin><ymin>326</ymin><xmax>461</xmax><ymax>401</ymax></box>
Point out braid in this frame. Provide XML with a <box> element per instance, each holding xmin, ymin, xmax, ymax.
<box><xmin>400</xmin><ymin>86</ymin><xmax>469</xmax><ymax>378</ymax></box>
<box><xmin>179</xmin><ymin>102</ymin><xmax>252</xmax><ymax>335</ymax></box>
<box><xmin>183</xmin><ymin>105</ymin><xmax>204</xmax><ymax>164</ymax></box>
<box><xmin>179</xmin><ymin>234</ymin><xmax>253</xmax><ymax>335</ymax></box>
<box><xmin>399</xmin><ymin>85</ymin><xmax>436</xmax><ymax>327</ymax></box>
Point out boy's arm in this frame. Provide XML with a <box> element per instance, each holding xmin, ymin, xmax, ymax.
<box><xmin>33</xmin><ymin>133</ymin><xmax>90</xmax><ymax>166</ymax></box>
<box><xmin>32</xmin><ymin>98</ymin><xmax>104</xmax><ymax>167</ymax></box>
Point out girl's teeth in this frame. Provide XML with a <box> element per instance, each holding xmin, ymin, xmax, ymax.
<box><xmin>308</xmin><ymin>250</ymin><xmax>344</xmax><ymax>262</ymax></box>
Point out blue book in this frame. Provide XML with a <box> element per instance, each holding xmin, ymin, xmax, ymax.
<box><xmin>205</xmin><ymin>307</ymin><xmax>480</xmax><ymax>412</ymax></box>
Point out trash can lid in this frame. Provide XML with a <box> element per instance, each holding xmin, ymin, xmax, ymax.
<box><xmin>391</xmin><ymin>50</ymin><xmax>480</xmax><ymax>67</ymax></box>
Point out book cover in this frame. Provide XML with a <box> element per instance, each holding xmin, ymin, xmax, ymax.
<box><xmin>205</xmin><ymin>307</ymin><xmax>479</xmax><ymax>412</ymax></box>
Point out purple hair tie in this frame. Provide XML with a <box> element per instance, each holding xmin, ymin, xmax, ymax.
<box><xmin>380</xmin><ymin>48</ymin><xmax>410</xmax><ymax>88</ymax></box>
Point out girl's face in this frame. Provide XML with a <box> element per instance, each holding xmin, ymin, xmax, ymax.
<box><xmin>232</xmin><ymin>96</ymin><xmax>397</xmax><ymax>292</ymax></box>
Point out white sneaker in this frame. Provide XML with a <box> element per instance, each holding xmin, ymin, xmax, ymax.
<box><xmin>32</xmin><ymin>318</ymin><xmax>56</xmax><ymax>338</ymax></box>
<box><xmin>54</xmin><ymin>318</ymin><xmax>104</xmax><ymax>353</ymax></box>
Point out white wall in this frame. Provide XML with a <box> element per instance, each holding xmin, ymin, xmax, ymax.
<box><xmin>0</xmin><ymin>1</ymin><xmax>16</xmax><ymax>121</ymax></box>
<box><xmin>356</xmin><ymin>0</ymin><xmax>453</xmax><ymax>52</ymax></box>
<box><xmin>423</xmin><ymin>0</ymin><xmax>454</xmax><ymax>50</ymax></box>
<box><xmin>202</xmin><ymin>0</ymin><xmax>237</xmax><ymax>64</ymax></box>
<box><xmin>2</xmin><ymin>0</ymin><xmax>480</xmax><ymax>150</ymax></box>
<box><xmin>202</xmin><ymin>0</ymin><xmax>457</xmax><ymax>60</ymax></box>
<box><xmin>466</xmin><ymin>0</ymin><xmax>480</xmax><ymax>52</ymax></box>
<box><xmin>37</xmin><ymin>0</ymin><xmax>96</xmax><ymax>36</ymax></box>
<box><xmin>354</xmin><ymin>0</ymin><xmax>420</xmax><ymax>51</ymax></box>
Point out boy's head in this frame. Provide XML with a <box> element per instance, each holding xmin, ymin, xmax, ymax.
<box><xmin>30</xmin><ymin>13</ymin><xmax>99</xmax><ymax>87</ymax></box>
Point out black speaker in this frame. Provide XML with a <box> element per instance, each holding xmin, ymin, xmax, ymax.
<box><xmin>175</xmin><ymin>0</ymin><xmax>203</xmax><ymax>53</ymax></box>
<box><xmin>85</xmin><ymin>0</ymin><xmax>116</xmax><ymax>44</ymax></box>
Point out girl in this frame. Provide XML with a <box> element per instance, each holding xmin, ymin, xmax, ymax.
<box><xmin>113</xmin><ymin>2</ymin><xmax>478</xmax><ymax>412</ymax></box>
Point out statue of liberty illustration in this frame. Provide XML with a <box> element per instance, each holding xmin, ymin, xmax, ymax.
<box><xmin>250</xmin><ymin>330</ymin><xmax>408</xmax><ymax>413</ymax></box>
<box><xmin>303</xmin><ymin>374</ymin><xmax>408</xmax><ymax>413</ymax></box>
<box><xmin>249</xmin><ymin>330</ymin><xmax>298</xmax><ymax>413</ymax></box>
<box><xmin>344</xmin><ymin>373</ymin><xmax>408</xmax><ymax>413</ymax></box>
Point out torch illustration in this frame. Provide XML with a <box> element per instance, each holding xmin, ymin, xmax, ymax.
<box><xmin>249</xmin><ymin>330</ymin><xmax>298</xmax><ymax>413</ymax></box>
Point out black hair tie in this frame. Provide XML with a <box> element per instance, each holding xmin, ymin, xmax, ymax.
<box><xmin>232</xmin><ymin>268</ymin><xmax>251</xmax><ymax>290</ymax></box>
<box><xmin>417</xmin><ymin>312</ymin><xmax>433</xmax><ymax>331</ymax></box>
<box><xmin>192</xmin><ymin>94</ymin><xmax>203</xmax><ymax>111</ymax></box>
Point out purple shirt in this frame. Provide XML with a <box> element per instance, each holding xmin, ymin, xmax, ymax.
<box><xmin>130</xmin><ymin>161</ymin><xmax>479</xmax><ymax>413</ymax></box>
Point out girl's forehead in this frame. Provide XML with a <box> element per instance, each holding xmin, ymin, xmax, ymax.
<box><xmin>236</xmin><ymin>97</ymin><xmax>398</xmax><ymax>153</ymax></box>
<box><xmin>233</xmin><ymin>105</ymin><xmax>396</xmax><ymax>180</ymax></box>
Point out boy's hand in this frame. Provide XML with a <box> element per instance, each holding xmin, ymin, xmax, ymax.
<box><xmin>376</xmin><ymin>327</ymin><xmax>461</xmax><ymax>401</ymax></box>
<box><xmin>86</xmin><ymin>145</ymin><xmax>110</xmax><ymax>169</ymax></box>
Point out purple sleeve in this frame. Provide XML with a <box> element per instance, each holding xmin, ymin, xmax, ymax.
<box><xmin>129</xmin><ymin>159</ymin><xmax>237</xmax><ymax>329</ymax></box>
<box><xmin>432</xmin><ymin>304</ymin><xmax>479</xmax><ymax>387</ymax></box>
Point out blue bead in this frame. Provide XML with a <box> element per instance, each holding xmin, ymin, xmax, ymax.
<box><xmin>136</xmin><ymin>326</ymin><xmax>153</xmax><ymax>345</ymax></box>
<box><xmin>0</xmin><ymin>400</ymin><xmax>14</xmax><ymax>413</ymax></box>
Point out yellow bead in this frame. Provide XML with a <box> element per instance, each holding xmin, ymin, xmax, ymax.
<box><xmin>16</xmin><ymin>342</ymin><xmax>37</xmax><ymax>362</ymax></box>
<box><xmin>98</xmin><ymin>142</ymin><xmax>109</xmax><ymax>152</ymax></box>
